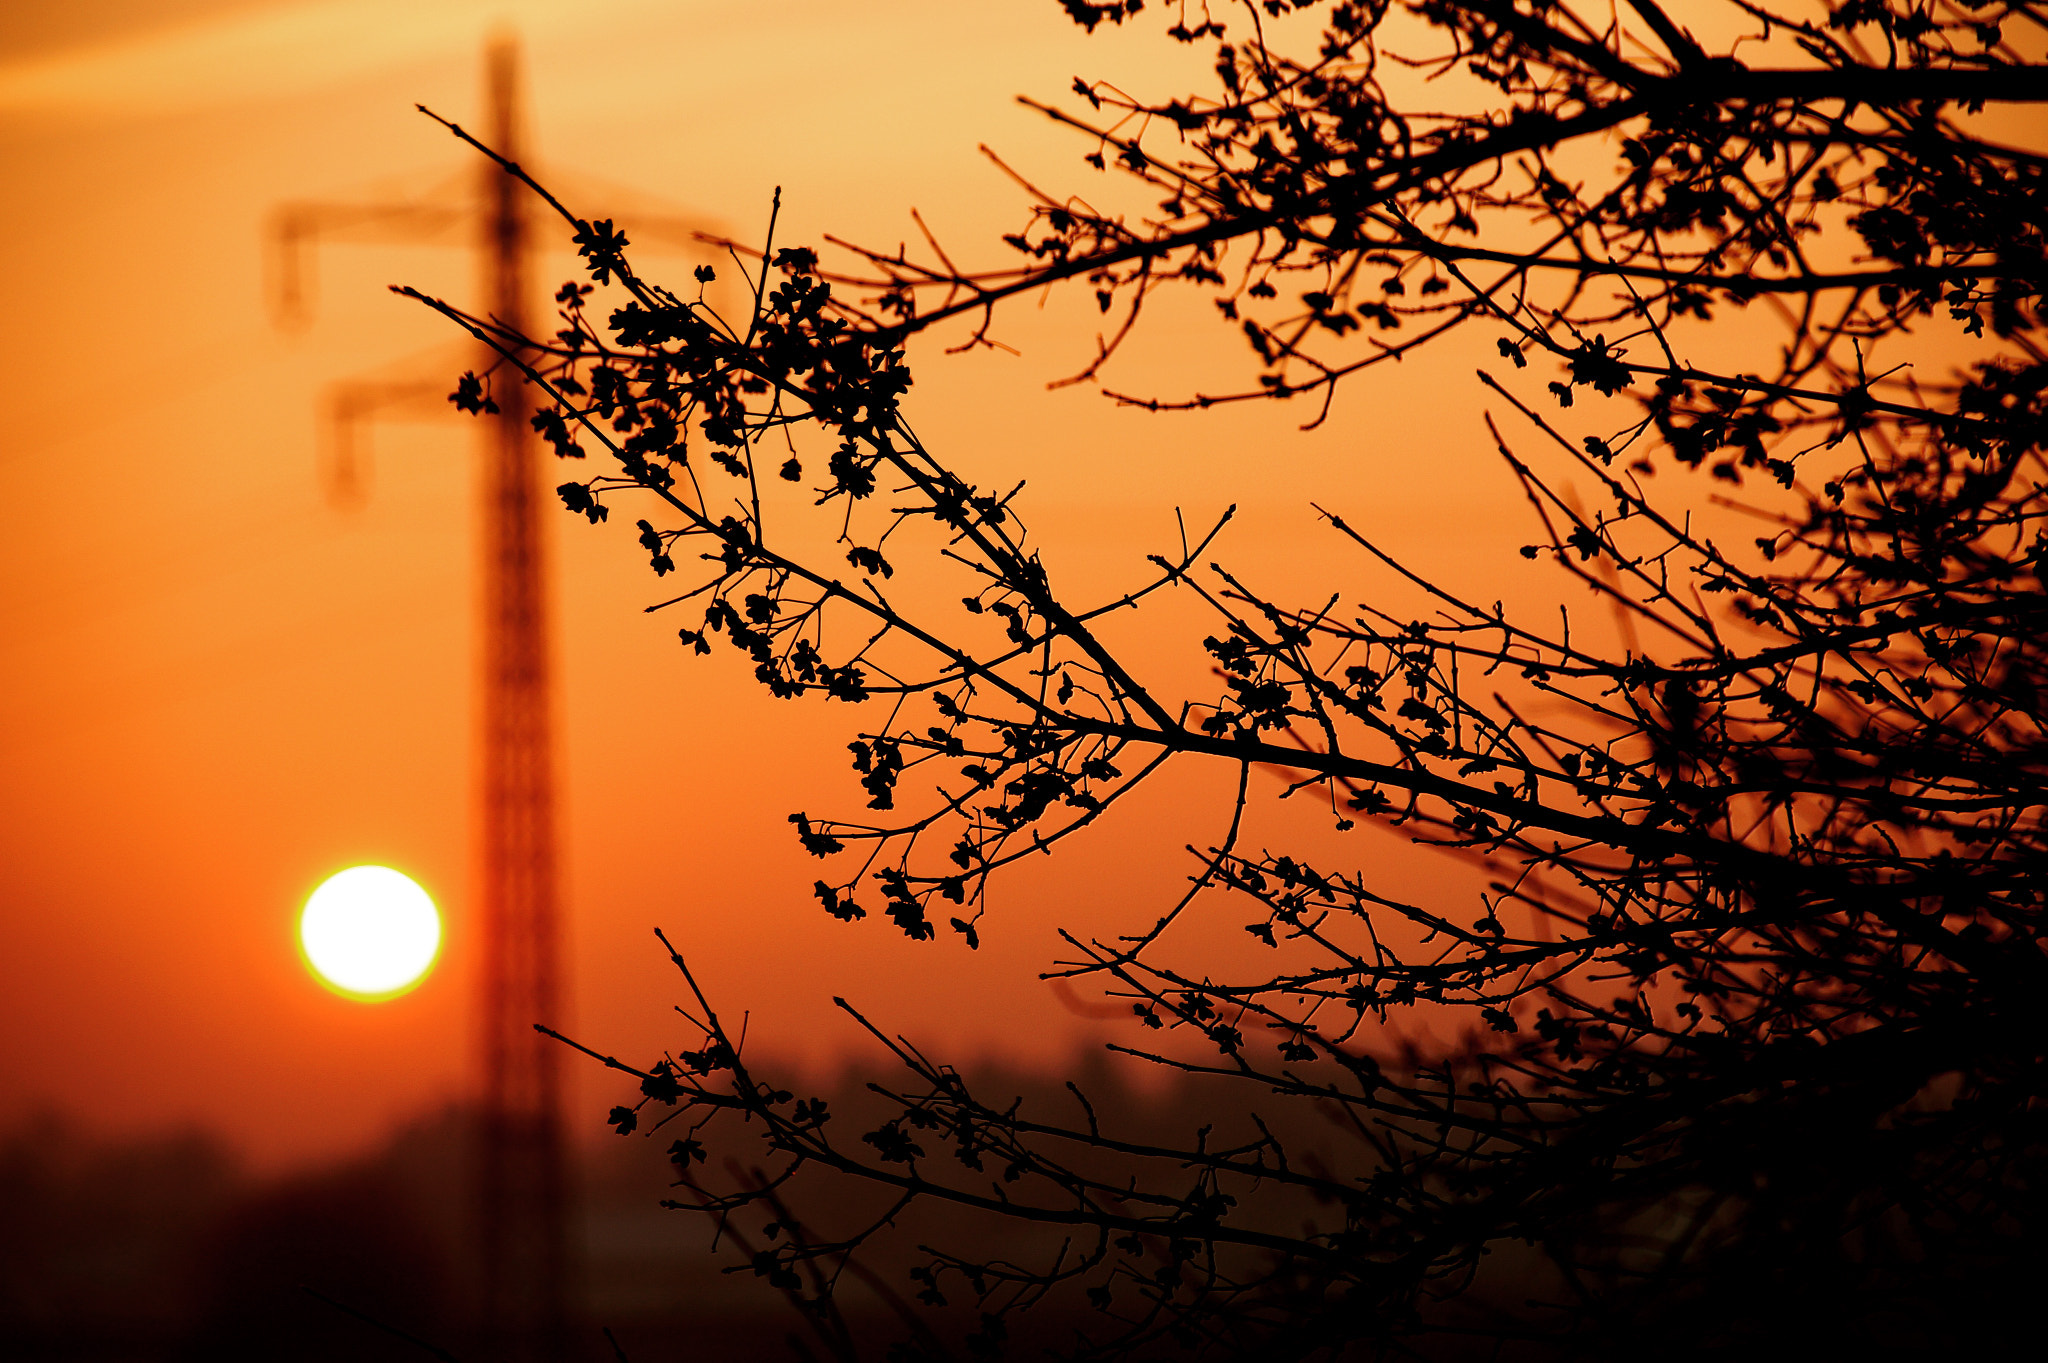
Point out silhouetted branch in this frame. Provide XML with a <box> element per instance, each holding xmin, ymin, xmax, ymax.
<box><xmin>415</xmin><ymin>1</ymin><xmax>2048</xmax><ymax>1354</ymax></box>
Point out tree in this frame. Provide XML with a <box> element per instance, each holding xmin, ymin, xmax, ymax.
<box><xmin>412</xmin><ymin>1</ymin><xmax>2048</xmax><ymax>1356</ymax></box>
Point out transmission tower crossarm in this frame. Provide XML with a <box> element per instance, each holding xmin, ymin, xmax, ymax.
<box><xmin>268</xmin><ymin>201</ymin><xmax>470</xmax><ymax>327</ymax></box>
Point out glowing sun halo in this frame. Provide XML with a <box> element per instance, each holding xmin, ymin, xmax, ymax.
<box><xmin>299</xmin><ymin>866</ymin><xmax>442</xmax><ymax>1000</ymax></box>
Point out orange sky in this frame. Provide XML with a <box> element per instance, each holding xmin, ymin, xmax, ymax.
<box><xmin>0</xmin><ymin>1</ymin><xmax>1535</xmax><ymax>1173</ymax></box>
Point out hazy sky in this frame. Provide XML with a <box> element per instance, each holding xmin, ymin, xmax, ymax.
<box><xmin>0</xmin><ymin>0</ymin><xmax>1518</xmax><ymax>1172</ymax></box>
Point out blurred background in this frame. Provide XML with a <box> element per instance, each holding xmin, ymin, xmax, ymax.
<box><xmin>0</xmin><ymin>2</ymin><xmax>1527</xmax><ymax>1357</ymax></box>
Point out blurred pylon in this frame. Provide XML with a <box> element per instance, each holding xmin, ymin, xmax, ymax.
<box><xmin>471</xmin><ymin>33</ymin><xmax>570</xmax><ymax>1363</ymax></box>
<box><xmin>270</xmin><ymin>36</ymin><xmax>726</xmax><ymax>1356</ymax></box>
<box><xmin>268</xmin><ymin>35</ymin><xmax>574</xmax><ymax>1360</ymax></box>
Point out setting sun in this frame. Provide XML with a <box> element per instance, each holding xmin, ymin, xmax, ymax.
<box><xmin>298</xmin><ymin>866</ymin><xmax>442</xmax><ymax>1001</ymax></box>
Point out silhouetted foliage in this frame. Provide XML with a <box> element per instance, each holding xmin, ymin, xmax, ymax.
<box><xmin>416</xmin><ymin>1</ymin><xmax>2048</xmax><ymax>1356</ymax></box>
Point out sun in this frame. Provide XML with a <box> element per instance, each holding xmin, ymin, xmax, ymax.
<box><xmin>299</xmin><ymin>866</ymin><xmax>442</xmax><ymax>1001</ymax></box>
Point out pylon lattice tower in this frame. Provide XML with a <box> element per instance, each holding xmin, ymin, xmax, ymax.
<box><xmin>473</xmin><ymin>36</ymin><xmax>570</xmax><ymax>1363</ymax></box>
<box><xmin>270</xmin><ymin>37</ymin><xmax>571</xmax><ymax>1359</ymax></box>
<box><xmin>275</xmin><ymin>44</ymin><xmax>721</xmax><ymax>1354</ymax></box>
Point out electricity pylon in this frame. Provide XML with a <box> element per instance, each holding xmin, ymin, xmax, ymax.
<box><xmin>469</xmin><ymin>37</ymin><xmax>569</xmax><ymax>1362</ymax></box>
<box><xmin>271</xmin><ymin>35</ymin><xmax>719</xmax><ymax>1360</ymax></box>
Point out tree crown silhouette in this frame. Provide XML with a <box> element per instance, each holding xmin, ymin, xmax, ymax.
<box><xmin>413</xmin><ymin>0</ymin><xmax>2048</xmax><ymax>1354</ymax></box>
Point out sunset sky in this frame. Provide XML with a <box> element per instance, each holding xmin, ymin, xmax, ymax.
<box><xmin>0</xmin><ymin>0</ymin><xmax>1530</xmax><ymax>1173</ymax></box>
